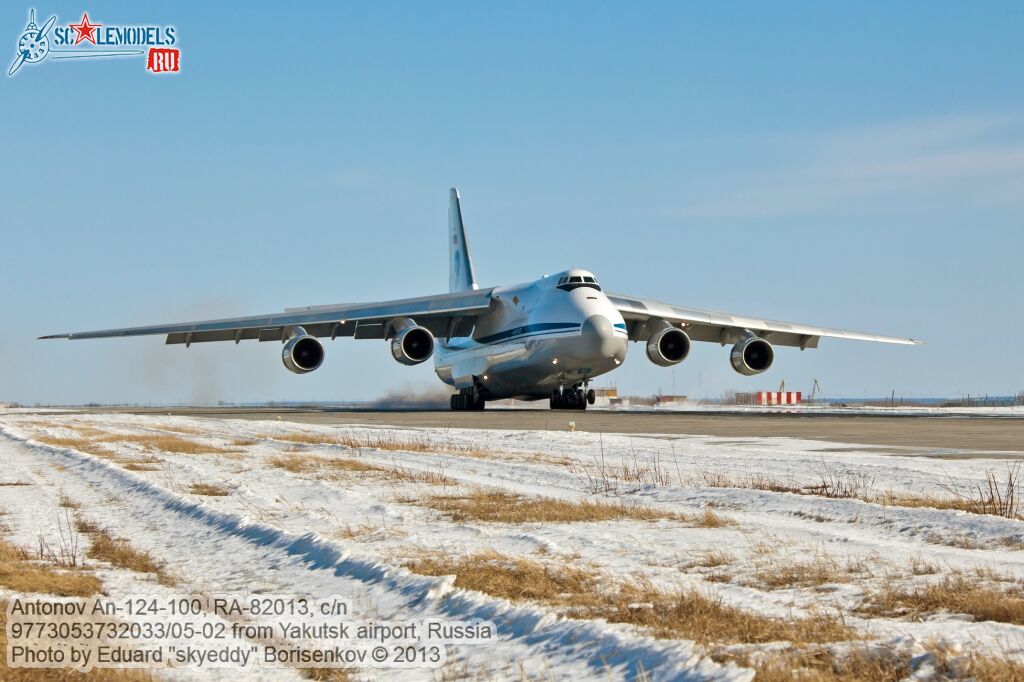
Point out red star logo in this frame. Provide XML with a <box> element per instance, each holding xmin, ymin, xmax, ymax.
<box><xmin>69</xmin><ymin>12</ymin><xmax>101</xmax><ymax>45</ymax></box>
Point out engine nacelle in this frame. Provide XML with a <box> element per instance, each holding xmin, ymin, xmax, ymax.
<box><xmin>730</xmin><ymin>334</ymin><xmax>774</xmax><ymax>376</ymax></box>
<box><xmin>282</xmin><ymin>333</ymin><xmax>325</xmax><ymax>374</ymax></box>
<box><xmin>646</xmin><ymin>323</ymin><xmax>691</xmax><ymax>367</ymax></box>
<box><xmin>389</xmin><ymin>318</ymin><xmax>435</xmax><ymax>366</ymax></box>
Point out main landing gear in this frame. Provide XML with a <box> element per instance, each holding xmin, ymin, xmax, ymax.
<box><xmin>450</xmin><ymin>387</ymin><xmax>485</xmax><ymax>411</ymax></box>
<box><xmin>550</xmin><ymin>386</ymin><xmax>597</xmax><ymax>410</ymax></box>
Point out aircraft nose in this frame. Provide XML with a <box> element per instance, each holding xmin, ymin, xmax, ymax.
<box><xmin>580</xmin><ymin>314</ymin><xmax>626</xmax><ymax>359</ymax></box>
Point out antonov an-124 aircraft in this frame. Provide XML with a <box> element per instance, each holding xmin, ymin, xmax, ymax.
<box><xmin>43</xmin><ymin>189</ymin><xmax>922</xmax><ymax>410</ymax></box>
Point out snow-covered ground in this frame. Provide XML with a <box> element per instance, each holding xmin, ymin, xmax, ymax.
<box><xmin>1</xmin><ymin>410</ymin><xmax>1023</xmax><ymax>680</ymax></box>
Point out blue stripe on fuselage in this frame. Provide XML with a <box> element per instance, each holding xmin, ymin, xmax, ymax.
<box><xmin>473</xmin><ymin>322</ymin><xmax>581</xmax><ymax>346</ymax></box>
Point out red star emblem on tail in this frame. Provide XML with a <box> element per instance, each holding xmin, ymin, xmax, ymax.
<box><xmin>69</xmin><ymin>12</ymin><xmax>101</xmax><ymax>45</ymax></box>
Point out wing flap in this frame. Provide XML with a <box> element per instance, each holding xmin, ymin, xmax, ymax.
<box><xmin>44</xmin><ymin>289</ymin><xmax>495</xmax><ymax>343</ymax></box>
<box><xmin>608</xmin><ymin>293</ymin><xmax>921</xmax><ymax>347</ymax></box>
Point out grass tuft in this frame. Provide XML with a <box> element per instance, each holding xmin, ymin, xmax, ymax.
<box><xmin>269</xmin><ymin>453</ymin><xmax>455</xmax><ymax>485</ymax></box>
<box><xmin>188</xmin><ymin>482</ymin><xmax>231</xmax><ymax>496</ymax></box>
<box><xmin>76</xmin><ymin>519</ymin><xmax>176</xmax><ymax>586</ymax></box>
<box><xmin>261</xmin><ymin>431</ymin><xmax>489</xmax><ymax>458</ymax></box>
<box><xmin>0</xmin><ymin>536</ymin><xmax>101</xmax><ymax>597</ymax></box>
<box><xmin>423</xmin><ymin>489</ymin><xmax>681</xmax><ymax>524</ymax></box>
<box><xmin>859</xmin><ymin>571</ymin><xmax>1024</xmax><ymax>624</ymax></box>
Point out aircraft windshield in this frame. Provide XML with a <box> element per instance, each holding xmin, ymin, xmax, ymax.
<box><xmin>557</xmin><ymin>274</ymin><xmax>601</xmax><ymax>292</ymax></box>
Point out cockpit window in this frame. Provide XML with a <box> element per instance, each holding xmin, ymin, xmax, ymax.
<box><xmin>557</xmin><ymin>275</ymin><xmax>601</xmax><ymax>292</ymax></box>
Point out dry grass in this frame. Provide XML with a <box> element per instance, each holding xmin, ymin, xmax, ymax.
<box><xmin>859</xmin><ymin>571</ymin><xmax>1024</xmax><ymax>624</ymax></box>
<box><xmin>188</xmin><ymin>482</ymin><xmax>231</xmax><ymax>496</ymax></box>
<box><xmin>699</xmin><ymin>463</ymin><xmax>1024</xmax><ymax>522</ymax></box>
<box><xmin>740</xmin><ymin>645</ymin><xmax>914</xmax><ymax>682</ymax></box>
<box><xmin>111</xmin><ymin>433</ymin><xmax>235</xmax><ymax>455</ymax></box>
<box><xmin>925</xmin><ymin>532</ymin><xmax>981</xmax><ymax>550</ymax></box>
<box><xmin>699</xmin><ymin>470</ymin><xmax>802</xmax><ymax>494</ymax></box>
<box><xmin>154</xmin><ymin>425</ymin><xmax>203</xmax><ymax>435</ymax></box>
<box><xmin>0</xmin><ymin>536</ymin><xmax>101</xmax><ymax>597</ymax></box>
<box><xmin>408</xmin><ymin>550</ymin><xmax>597</xmax><ymax>602</ymax></box>
<box><xmin>123</xmin><ymin>462</ymin><xmax>163</xmax><ymax>471</ymax></box>
<box><xmin>35</xmin><ymin>435</ymin><xmax>114</xmax><ymax>458</ymax></box>
<box><xmin>422</xmin><ymin>489</ymin><xmax>682</xmax><ymax>523</ymax></box>
<box><xmin>690</xmin><ymin>548</ymin><xmax>734</xmax><ymax>568</ymax></box>
<box><xmin>756</xmin><ymin>556</ymin><xmax>852</xmax><ymax>590</ymax></box>
<box><xmin>268</xmin><ymin>453</ymin><xmax>455</xmax><ymax>485</ymax></box>
<box><xmin>908</xmin><ymin>555</ymin><xmax>940</xmax><ymax>575</ymax></box>
<box><xmin>956</xmin><ymin>651</ymin><xmax>1024</xmax><ymax>681</ymax></box>
<box><xmin>36</xmin><ymin>432</ymin><xmax>234</xmax><ymax>472</ymax></box>
<box><xmin>694</xmin><ymin>507</ymin><xmax>735</xmax><ymax>528</ymax></box>
<box><xmin>734</xmin><ymin>643</ymin><xmax>1024</xmax><ymax>682</ymax></box>
<box><xmin>58</xmin><ymin>492</ymin><xmax>81</xmax><ymax>509</ymax></box>
<box><xmin>261</xmin><ymin>430</ymin><xmax>490</xmax><ymax>458</ymax></box>
<box><xmin>300</xmin><ymin>668</ymin><xmax>352</xmax><ymax>681</ymax></box>
<box><xmin>593</xmin><ymin>586</ymin><xmax>852</xmax><ymax>645</ymax></box>
<box><xmin>880</xmin><ymin>466</ymin><xmax>1022</xmax><ymax>520</ymax></box>
<box><xmin>76</xmin><ymin>520</ymin><xmax>176</xmax><ymax>586</ymax></box>
<box><xmin>407</xmin><ymin>551</ymin><xmax>853</xmax><ymax>645</ymax></box>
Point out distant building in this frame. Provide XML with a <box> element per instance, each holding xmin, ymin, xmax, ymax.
<box><xmin>736</xmin><ymin>392</ymin><xmax>801</xmax><ymax>406</ymax></box>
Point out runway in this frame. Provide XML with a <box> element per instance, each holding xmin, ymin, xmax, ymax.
<box><xmin>77</xmin><ymin>406</ymin><xmax>1024</xmax><ymax>457</ymax></box>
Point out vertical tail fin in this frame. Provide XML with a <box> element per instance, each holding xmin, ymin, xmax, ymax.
<box><xmin>448</xmin><ymin>188</ymin><xmax>478</xmax><ymax>292</ymax></box>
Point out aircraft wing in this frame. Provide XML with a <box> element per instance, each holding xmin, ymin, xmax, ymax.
<box><xmin>40</xmin><ymin>289</ymin><xmax>495</xmax><ymax>345</ymax></box>
<box><xmin>606</xmin><ymin>293</ymin><xmax>923</xmax><ymax>349</ymax></box>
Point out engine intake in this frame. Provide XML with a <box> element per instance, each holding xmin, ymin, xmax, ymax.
<box><xmin>389</xmin><ymin>318</ymin><xmax>435</xmax><ymax>366</ymax></box>
<box><xmin>282</xmin><ymin>332</ymin><xmax>325</xmax><ymax>374</ymax></box>
<box><xmin>730</xmin><ymin>334</ymin><xmax>774</xmax><ymax>376</ymax></box>
<box><xmin>646</xmin><ymin>322</ymin><xmax>691</xmax><ymax>367</ymax></box>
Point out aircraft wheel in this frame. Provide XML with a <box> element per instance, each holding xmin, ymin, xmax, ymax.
<box><xmin>586</xmin><ymin>389</ymin><xmax>596</xmax><ymax>405</ymax></box>
<box><xmin>575</xmin><ymin>389</ymin><xmax>587</xmax><ymax>410</ymax></box>
<box><xmin>550</xmin><ymin>389</ymin><xmax>564</xmax><ymax>410</ymax></box>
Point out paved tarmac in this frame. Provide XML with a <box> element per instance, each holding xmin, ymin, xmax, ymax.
<box><xmin>80</xmin><ymin>406</ymin><xmax>1024</xmax><ymax>457</ymax></box>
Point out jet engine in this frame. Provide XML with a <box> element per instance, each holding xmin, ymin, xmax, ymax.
<box><xmin>645</xmin><ymin>320</ymin><xmax>691</xmax><ymax>367</ymax></box>
<box><xmin>730</xmin><ymin>334</ymin><xmax>774</xmax><ymax>376</ymax></box>
<box><xmin>282</xmin><ymin>330</ymin><xmax>325</xmax><ymax>374</ymax></box>
<box><xmin>389</xmin><ymin>318</ymin><xmax>435</xmax><ymax>366</ymax></box>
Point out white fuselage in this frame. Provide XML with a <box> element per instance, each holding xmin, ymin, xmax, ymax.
<box><xmin>434</xmin><ymin>270</ymin><xmax>628</xmax><ymax>400</ymax></box>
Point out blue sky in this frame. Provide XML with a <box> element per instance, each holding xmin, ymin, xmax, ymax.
<box><xmin>2</xmin><ymin>2</ymin><xmax>1022</xmax><ymax>405</ymax></box>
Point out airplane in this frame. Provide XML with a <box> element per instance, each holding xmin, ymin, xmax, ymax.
<box><xmin>42</xmin><ymin>189</ymin><xmax>922</xmax><ymax>411</ymax></box>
